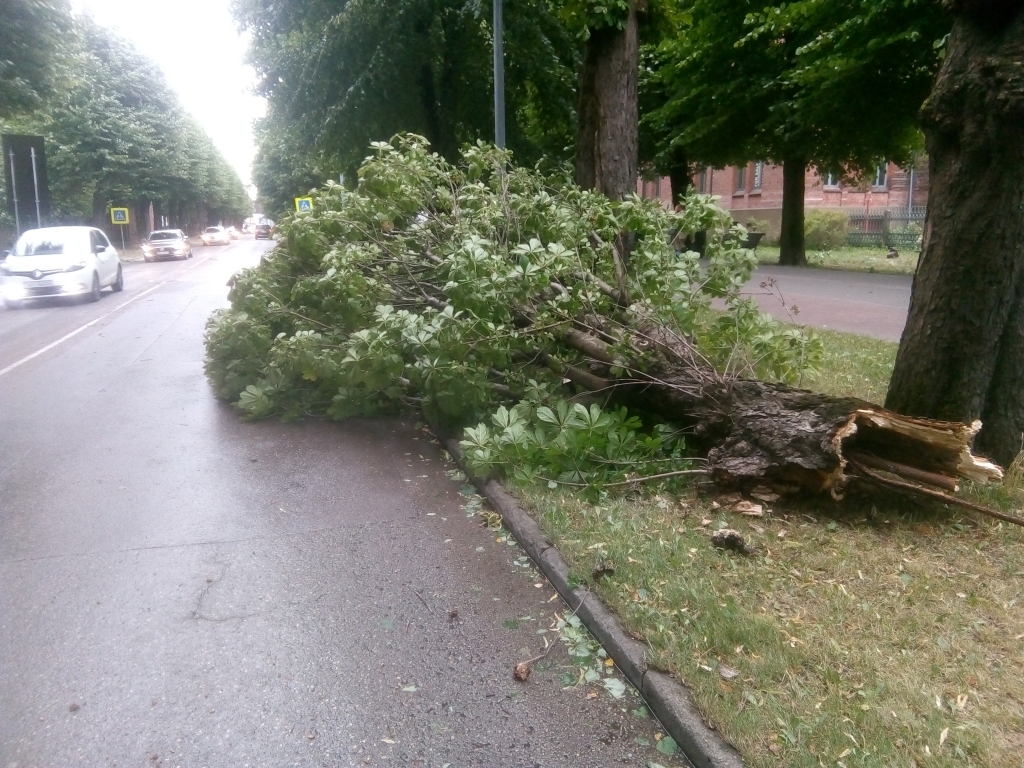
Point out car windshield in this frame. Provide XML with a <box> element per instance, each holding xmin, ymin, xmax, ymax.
<box><xmin>149</xmin><ymin>231</ymin><xmax>181</xmax><ymax>241</ymax></box>
<box><xmin>14</xmin><ymin>228</ymin><xmax>89</xmax><ymax>257</ymax></box>
<box><xmin>204</xmin><ymin>227</ymin><xmax>222</xmax><ymax>234</ymax></box>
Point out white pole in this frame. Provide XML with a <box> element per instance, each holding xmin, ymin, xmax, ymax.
<box><xmin>493</xmin><ymin>0</ymin><xmax>505</xmax><ymax>148</ymax></box>
<box><xmin>30</xmin><ymin>146</ymin><xmax>42</xmax><ymax>228</ymax></box>
<box><xmin>8</xmin><ymin>150</ymin><xmax>20</xmax><ymax>236</ymax></box>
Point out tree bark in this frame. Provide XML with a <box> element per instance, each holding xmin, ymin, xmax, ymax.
<box><xmin>885</xmin><ymin>1</ymin><xmax>1024</xmax><ymax>467</ymax></box>
<box><xmin>778</xmin><ymin>158</ymin><xmax>807</xmax><ymax>265</ymax></box>
<box><xmin>575</xmin><ymin>5</ymin><xmax>639</xmax><ymax>201</ymax></box>
<box><xmin>91</xmin><ymin>189</ymin><xmax>106</xmax><ymax>229</ymax></box>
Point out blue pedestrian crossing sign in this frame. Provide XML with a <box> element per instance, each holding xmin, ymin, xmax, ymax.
<box><xmin>295</xmin><ymin>196</ymin><xmax>313</xmax><ymax>212</ymax></box>
<box><xmin>110</xmin><ymin>207</ymin><xmax>129</xmax><ymax>224</ymax></box>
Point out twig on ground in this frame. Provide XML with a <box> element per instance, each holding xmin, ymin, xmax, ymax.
<box><xmin>414</xmin><ymin>589</ymin><xmax>434</xmax><ymax>614</ymax></box>
<box><xmin>541</xmin><ymin>468</ymin><xmax>708</xmax><ymax>489</ymax></box>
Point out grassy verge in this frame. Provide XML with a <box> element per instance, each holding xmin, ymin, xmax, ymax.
<box><xmin>756</xmin><ymin>245</ymin><xmax>919</xmax><ymax>276</ymax></box>
<box><xmin>512</xmin><ymin>331</ymin><xmax>1024</xmax><ymax>768</ymax></box>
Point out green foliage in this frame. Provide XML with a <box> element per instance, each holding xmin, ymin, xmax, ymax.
<box><xmin>0</xmin><ymin>0</ymin><xmax>70</xmax><ymax>118</ymax></box>
<box><xmin>0</xmin><ymin>15</ymin><xmax>249</xmax><ymax>226</ymax></box>
<box><xmin>560</xmin><ymin>0</ymin><xmax>632</xmax><ymax>34</ymax></box>
<box><xmin>643</xmin><ymin>0</ymin><xmax>948</xmax><ymax>173</ymax></box>
<box><xmin>744</xmin><ymin>217</ymin><xmax>769</xmax><ymax>234</ymax></box>
<box><xmin>460</xmin><ymin>396</ymin><xmax>690</xmax><ymax>488</ymax></box>
<box><xmin>236</xmin><ymin>0</ymin><xmax>580</xmax><ymax>217</ymax></box>
<box><xmin>803</xmin><ymin>209</ymin><xmax>848</xmax><ymax>251</ymax></box>
<box><xmin>205</xmin><ymin>135</ymin><xmax>819</xmax><ymax>485</ymax></box>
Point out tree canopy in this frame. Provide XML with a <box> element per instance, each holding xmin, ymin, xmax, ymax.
<box><xmin>1</xmin><ymin>13</ymin><xmax>250</xmax><ymax>232</ymax></box>
<box><xmin>642</xmin><ymin>0</ymin><xmax>947</xmax><ymax>261</ymax></box>
<box><xmin>236</xmin><ymin>0</ymin><xmax>581</xmax><ymax>216</ymax></box>
<box><xmin>0</xmin><ymin>0</ymin><xmax>70</xmax><ymax>119</ymax></box>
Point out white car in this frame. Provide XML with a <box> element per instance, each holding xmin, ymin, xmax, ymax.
<box><xmin>0</xmin><ymin>226</ymin><xmax>123</xmax><ymax>309</ymax></box>
<box><xmin>201</xmin><ymin>226</ymin><xmax>231</xmax><ymax>246</ymax></box>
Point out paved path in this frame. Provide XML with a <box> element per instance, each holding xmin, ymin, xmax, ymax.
<box><xmin>744</xmin><ymin>265</ymin><xmax>912</xmax><ymax>341</ymax></box>
<box><xmin>0</xmin><ymin>241</ymin><xmax>683</xmax><ymax>768</ymax></box>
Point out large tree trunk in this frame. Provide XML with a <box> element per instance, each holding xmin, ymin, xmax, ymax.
<box><xmin>886</xmin><ymin>1</ymin><xmax>1024</xmax><ymax>467</ymax></box>
<box><xmin>575</xmin><ymin>5</ymin><xmax>639</xmax><ymax>201</ymax></box>
<box><xmin>778</xmin><ymin>158</ymin><xmax>807</xmax><ymax>265</ymax></box>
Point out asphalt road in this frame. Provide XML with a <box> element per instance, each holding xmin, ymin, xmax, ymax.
<box><xmin>0</xmin><ymin>240</ymin><xmax>689</xmax><ymax>768</ymax></box>
<box><xmin>744</xmin><ymin>264</ymin><xmax>912</xmax><ymax>341</ymax></box>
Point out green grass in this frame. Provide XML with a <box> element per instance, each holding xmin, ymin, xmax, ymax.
<box><xmin>799</xmin><ymin>329</ymin><xmax>898</xmax><ymax>405</ymax></box>
<box><xmin>757</xmin><ymin>245</ymin><xmax>920</xmax><ymax>276</ymax></box>
<box><xmin>511</xmin><ymin>330</ymin><xmax>1024</xmax><ymax>768</ymax></box>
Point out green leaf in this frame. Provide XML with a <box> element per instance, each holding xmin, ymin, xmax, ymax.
<box><xmin>603</xmin><ymin>677</ymin><xmax>627</xmax><ymax>698</ymax></box>
<box><xmin>656</xmin><ymin>736</ymin><xmax>678</xmax><ymax>755</ymax></box>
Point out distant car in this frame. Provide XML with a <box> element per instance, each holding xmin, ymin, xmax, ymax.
<box><xmin>225</xmin><ymin>226</ymin><xmax>241</xmax><ymax>240</ymax></box>
<box><xmin>201</xmin><ymin>226</ymin><xmax>231</xmax><ymax>246</ymax></box>
<box><xmin>254</xmin><ymin>224</ymin><xmax>273</xmax><ymax>240</ymax></box>
<box><xmin>142</xmin><ymin>229</ymin><xmax>193</xmax><ymax>261</ymax></box>
<box><xmin>0</xmin><ymin>226</ymin><xmax>123</xmax><ymax>308</ymax></box>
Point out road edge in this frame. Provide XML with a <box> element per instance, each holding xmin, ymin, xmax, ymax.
<box><xmin>433</xmin><ymin>424</ymin><xmax>746</xmax><ymax>768</ymax></box>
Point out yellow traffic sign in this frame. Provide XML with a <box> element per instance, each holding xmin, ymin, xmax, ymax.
<box><xmin>295</xmin><ymin>196</ymin><xmax>313</xmax><ymax>212</ymax></box>
<box><xmin>110</xmin><ymin>207</ymin><xmax>129</xmax><ymax>224</ymax></box>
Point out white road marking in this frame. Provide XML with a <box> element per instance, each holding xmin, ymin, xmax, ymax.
<box><xmin>0</xmin><ymin>249</ymin><xmax>227</xmax><ymax>379</ymax></box>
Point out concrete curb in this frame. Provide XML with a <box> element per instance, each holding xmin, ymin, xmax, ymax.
<box><xmin>436</xmin><ymin>429</ymin><xmax>746</xmax><ymax>768</ymax></box>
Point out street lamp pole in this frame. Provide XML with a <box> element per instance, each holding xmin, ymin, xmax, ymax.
<box><xmin>493</xmin><ymin>0</ymin><xmax>505</xmax><ymax>149</ymax></box>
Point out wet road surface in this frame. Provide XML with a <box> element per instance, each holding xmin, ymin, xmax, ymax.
<box><xmin>0</xmin><ymin>240</ymin><xmax>690</xmax><ymax>768</ymax></box>
<box><xmin>744</xmin><ymin>264</ymin><xmax>912</xmax><ymax>341</ymax></box>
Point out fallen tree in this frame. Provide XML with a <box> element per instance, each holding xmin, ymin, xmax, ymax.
<box><xmin>206</xmin><ymin>136</ymin><xmax>1009</xmax><ymax>519</ymax></box>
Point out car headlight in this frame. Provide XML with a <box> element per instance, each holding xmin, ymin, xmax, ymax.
<box><xmin>64</xmin><ymin>261</ymin><xmax>87</xmax><ymax>272</ymax></box>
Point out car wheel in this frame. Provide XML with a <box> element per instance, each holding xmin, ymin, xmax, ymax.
<box><xmin>111</xmin><ymin>265</ymin><xmax>124</xmax><ymax>292</ymax></box>
<box><xmin>87</xmin><ymin>272</ymin><xmax>101</xmax><ymax>302</ymax></box>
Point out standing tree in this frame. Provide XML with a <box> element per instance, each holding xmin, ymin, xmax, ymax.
<box><xmin>645</xmin><ymin>0</ymin><xmax>945</xmax><ymax>264</ymax></box>
<box><xmin>234</xmin><ymin>0</ymin><xmax>580</xmax><ymax>216</ymax></box>
<box><xmin>565</xmin><ymin>0</ymin><xmax>641</xmax><ymax>199</ymax></box>
<box><xmin>0</xmin><ymin>0</ymin><xmax>70</xmax><ymax>118</ymax></box>
<box><xmin>3</xmin><ymin>15</ymin><xmax>249</xmax><ymax>230</ymax></box>
<box><xmin>886</xmin><ymin>0</ymin><xmax>1024</xmax><ymax>466</ymax></box>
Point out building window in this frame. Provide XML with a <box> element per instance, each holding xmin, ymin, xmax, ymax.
<box><xmin>735</xmin><ymin>165</ymin><xmax>746</xmax><ymax>192</ymax></box>
<box><xmin>752</xmin><ymin>161</ymin><xmax>764</xmax><ymax>190</ymax></box>
<box><xmin>873</xmin><ymin>163</ymin><xmax>888</xmax><ymax>188</ymax></box>
<box><xmin>697</xmin><ymin>169</ymin><xmax>707</xmax><ymax>194</ymax></box>
<box><xmin>823</xmin><ymin>172</ymin><xmax>839</xmax><ymax>188</ymax></box>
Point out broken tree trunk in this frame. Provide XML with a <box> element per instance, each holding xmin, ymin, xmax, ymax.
<box><xmin>548</xmin><ymin>321</ymin><xmax>1011</xmax><ymax>521</ymax></box>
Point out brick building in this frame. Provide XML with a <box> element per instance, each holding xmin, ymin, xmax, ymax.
<box><xmin>638</xmin><ymin>159</ymin><xmax>929</xmax><ymax>239</ymax></box>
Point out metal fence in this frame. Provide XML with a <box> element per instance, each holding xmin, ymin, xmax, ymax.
<box><xmin>847</xmin><ymin>207</ymin><xmax>926</xmax><ymax>249</ymax></box>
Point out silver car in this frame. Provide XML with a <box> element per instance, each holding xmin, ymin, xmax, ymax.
<box><xmin>0</xmin><ymin>226</ymin><xmax>123</xmax><ymax>308</ymax></box>
<box><xmin>143</xmin><ymin>229</ymin><xmax>193</xmax><ymax>261</ymax></box>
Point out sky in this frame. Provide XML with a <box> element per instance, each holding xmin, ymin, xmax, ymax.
<box><xmin>71</xmin><ymin>0</ymin><xmax>266</xmax><ymax>191</ymax></box>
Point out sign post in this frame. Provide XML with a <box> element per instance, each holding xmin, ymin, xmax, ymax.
<box><xmin>3</xmin><ymin>135</ymin><xmax>49</xmax><ymax>231</ymax></box>
<box><xmin>295</xmin><ymin>196</ymin><xmax>313</xmax><ymax>212</ymax></box>
<box><xmin>30</xmin><ymin>146</ymin><xmax>42</xmax><ymax>228</ymax></box>
<box><xmin>110</xmin><ymin>207</ymin><xmax>129</xmax><ymax>252</ymax></box>
<box><xmin>8</xmin><ymin>150</ymin><xmax>19</xmax><ymax>237</ymax></box>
